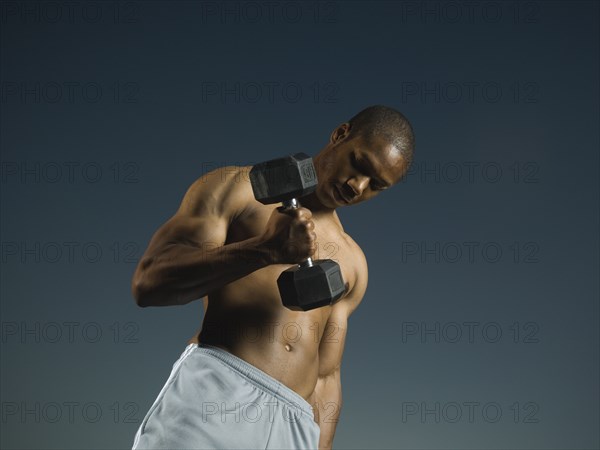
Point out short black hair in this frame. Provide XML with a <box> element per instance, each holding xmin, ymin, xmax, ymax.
<box><xmin>347</xmin><ymin>105</ymin><xmax>415</xmax><ymax>166</ymax></box>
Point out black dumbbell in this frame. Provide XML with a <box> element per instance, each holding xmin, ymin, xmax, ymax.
<box><xmin>249</xmin><ymin>153</ymin><xmax>346</xmax><ymax>311</ymax></box>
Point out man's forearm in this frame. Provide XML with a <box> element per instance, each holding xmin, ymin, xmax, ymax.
<box><xmin>309</xmin><ymin>370</ymin><xmax>343</xmax><ymax>450</ymax></box>
<box><xmin>133</xmin><ymin>236</ymin><xmax>271</xmax><ymax>307</ymax></box>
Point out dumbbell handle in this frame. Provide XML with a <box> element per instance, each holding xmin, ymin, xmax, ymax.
<box><xmin>281</xmin><ymin>198</ymin><xmax>314</xmax><ymax>268</ymax></box>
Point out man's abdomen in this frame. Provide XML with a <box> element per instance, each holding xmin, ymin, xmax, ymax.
<box><xmin>196</xmin><ymin>291</ymin><xmax>330</xmax><ymax>398</ymax></box>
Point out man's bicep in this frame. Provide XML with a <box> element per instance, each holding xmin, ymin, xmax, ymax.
<box><xmin>145</xmin><ymin>166</ymin><xmax>247</xmax><ymax>253</ymax></box>
<box><xmin>149</xmin><ymin>214</ymin><xmax>228</xmax><ymax>251</ymax></box>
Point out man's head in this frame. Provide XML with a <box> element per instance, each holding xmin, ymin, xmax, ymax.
<box><xmin>313</xmin><ymin>105</ymin><xmax>415</xmax><ymax>209</ymax></box>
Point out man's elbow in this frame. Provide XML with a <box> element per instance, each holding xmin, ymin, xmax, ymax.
<box><xmin>131</xmin><ymin>256</ymin><xmax>156</xmax><ymax>307</ymax></box>
<box><xmin>131</xmin><ymin>265</ymin><xmax>159</xmax><ymax>307</ymax></box>
<box><xmin>131</xmin><ymin>277</ymin><xmax>152</xmax><ymax>307</ymax></box>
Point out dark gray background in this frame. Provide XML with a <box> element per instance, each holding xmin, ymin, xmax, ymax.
<box><xmin>1</xmin><ymin>1</ymin><xmax>598</xmax><ymax>449</ymax></box>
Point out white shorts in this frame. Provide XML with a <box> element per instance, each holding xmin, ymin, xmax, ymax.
<box><xmin>132</xmin><ymin>343</ymin><xmax>320</xmax><ymax>449</ymax></box>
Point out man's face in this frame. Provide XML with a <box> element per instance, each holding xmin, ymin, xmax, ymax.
<box><xmin>315</xmin><ymin>123</ymin><xmax>409</xmax><ymax>209</ymax></box>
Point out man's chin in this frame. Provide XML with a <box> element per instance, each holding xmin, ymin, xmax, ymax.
<box><xmin>312</xmin><ymin>190</ymin><xmax>337</xmax><ymax>210</ymax></box>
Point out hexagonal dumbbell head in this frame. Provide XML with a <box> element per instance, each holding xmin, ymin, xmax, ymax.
<box><xmin>249</xmin><ymin>153</ymin><xmax>318</xmax><ymax>205</ymax></box>
<box><xmin>277</xmin><ymin>260</ymin><xmax>346</xmax><ymax>311</ymax></box>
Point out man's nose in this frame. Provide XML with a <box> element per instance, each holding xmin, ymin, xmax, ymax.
<box><xmin>347</xmin><ymin>175</ymin><xmax>370</xmax><ymax>197</ymax></box>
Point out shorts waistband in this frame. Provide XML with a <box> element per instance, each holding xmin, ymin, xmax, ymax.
<box><xmin>194</xmin><ymin>343</ymin><xmax>314</xmax><ymax>420</ymax></box>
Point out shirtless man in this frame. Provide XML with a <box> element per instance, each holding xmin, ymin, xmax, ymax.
<box><xmin>131</xmin><ymin>105</ymin><xmax>415</xmax><ymax>450</ymax></box>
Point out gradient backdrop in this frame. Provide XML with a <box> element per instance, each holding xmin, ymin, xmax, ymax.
<box><xmin>1</xmin><ymin>1</ymin><xmax>598</xmax><ymax>449</ymax></box>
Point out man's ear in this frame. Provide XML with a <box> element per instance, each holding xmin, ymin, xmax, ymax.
<box><xmin>330</xmin><ymin>123</ymin><xmax>351</xmax><ymax>144</ymax></box>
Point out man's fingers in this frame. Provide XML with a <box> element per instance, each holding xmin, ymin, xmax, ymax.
<box><xmin>295</xmin><ymin>207</ymin><xmax>312</xmax><ymax>220</ymax></box>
